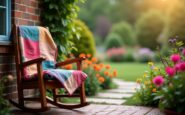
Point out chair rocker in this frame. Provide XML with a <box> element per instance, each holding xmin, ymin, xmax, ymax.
<box><xmin>9</xmin><ymin>25</ymin><xmax>89</xmax><ymax>112</ymax></box>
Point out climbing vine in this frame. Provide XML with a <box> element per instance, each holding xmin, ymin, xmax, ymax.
<box><xmin>41</xmin><ymin>0</ymin><xmax>84</xmax><ymax>58</ymax></box>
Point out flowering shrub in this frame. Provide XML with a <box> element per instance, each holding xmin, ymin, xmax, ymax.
<box><xmin>106</xmin><ymin>47</ymin><xmax>126</xmax><ymax>62</ymax></box>
<box><xmin>134</xmin><ymin>48</ymin><xmax>155</xmax><ymax>63</ymax></box>
<box><xmin>63</xmin><ymin>53</ymin><xmax>117</xmax><ymax>96</ymax></box>
<box><xmin>136</xmin><ymin>39</ymin><xmax>185</xmax><ymax>113</ymax></box>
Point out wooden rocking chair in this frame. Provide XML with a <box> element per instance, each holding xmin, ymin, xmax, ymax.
<box><xmin>9</xmin><ymin>25</ymin><xmax>89</xmax><ymax>112</ymax></box>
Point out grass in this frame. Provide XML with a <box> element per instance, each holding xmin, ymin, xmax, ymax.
<box><xmin>105</xmin><ymin>62</ymin><xmax>162</xmax><ymax>105</ymax></box>
<box><xmin>106</xmin><ymin>62</ymin><xmax>149</xmax><ymax>81</ymax></box>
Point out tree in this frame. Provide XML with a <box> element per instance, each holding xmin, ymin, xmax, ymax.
<box><xmin>168</xmin><ymin>0</ymin><xmax>185</xmax><ymax>42</ymax></box>
<box><xmin>111</xmin><ymin>21</ymin><xmax>135</xmax><ymax>45</ymax></box>
<box><xmin>136</xmin><ymin>10</ymin><xmax>165</xmax><ymax>50</ymax></box>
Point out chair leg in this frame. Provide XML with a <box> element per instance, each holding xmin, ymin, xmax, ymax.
<box><xmin>37</xmin><ymin>62</ymin><xmax>47</xmax><ymax>109</ymax></box>
<box><xmin>52</xmin><ymin>89</ymin><xmax>58</xmax><ymax>102</ymax></box>
<box><xmin>17</xmin><ymin>85</ymin><xmax>24</xmax><ymax>106</ymax></box>
<box><xmin>38</xmin><ymin>83</ymin><xmax>47</xmax><ymax>109</ymax></box>
<box><xmin>80</xmin><ymin>82</ymin><xmax>86</xmax><ymax>104</ymax></box>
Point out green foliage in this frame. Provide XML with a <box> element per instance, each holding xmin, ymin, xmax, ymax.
<box><xmin>135</xmin><ymin>39</ymin><xmax>185</xmax><ymax>112</ymax></box>
<box><xmin>111</xmin><ymin>21</ymin><xmax>136</xmax><ymax>45</ymax></box>
<box><xmin>0</xmin><ymin>77</ymin><xmax>10</xmax><ymax>115</ymax></box>
<box><xmin>78</xmin><ymin>0</ymin><xmax>113</xmax><ymax>30</ymax></box>
<box><xmin>84</xmin><ymin>74</ymin><xmax>100</xmax><ymax>96</ymax></box>
<box><xmin>100</xmin><ymin>76</ymin><xmax>114</xmax><ymax>89</ymax></box>
<box><xmin>136</xmin><ymin>10</ymin><xmax>165</xmax><ymax>50</ymax></box>
<box><xmin>82</xmin><ymin>55</ymin><xmax>117</xmax><ymax>95</ymax></box>
<box><xmin>168</xmin><ymin>1</ymin><xmax>185</xmax><ymax>43</ymax></box>
<box><xmin>72</xmin><ymin>20</ymin><xmax>96</xmax><ymax>57</ymax></box>
<box><xmin>41</xmin><ymin>0</ymin><xmax>84</xmax><ymax>58</ymax></box>
<box><xmin>105</xmin><ymin>33</ymin><xmax>123</xmax><ymax>50</ymax></box>
<box><xmin>135</xmin><ymin>63</ymin><xmax>161</xmax><ymax>106</ymax></box>
<box><xmin>123</xmin><ymin>52</ymin><xmax>135</xmax><ymax>62</ymax></box>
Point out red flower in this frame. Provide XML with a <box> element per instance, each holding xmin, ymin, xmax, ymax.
<box><xmin>175</xmin><ymin>63</ymin><xmax>181</xmax><ymax>71</ymax></box>
<box><xmin>152</xmin><ymin>76</ymin><xmax>164</xmax><ymax>87</ymax></box>
<box><xmin>180</xmin><ymin>62</ymin><xmax>185</xmax><ymax>71</ymax></box>
<box><xmin>170</xmin><ymin>54</ymin><xmax>181</xmax><ymax>63</ymax></box>
<box><xmin>165</xmin><ymin>67</ymin><xmax>175</xmax><ymax>77</ymax></box>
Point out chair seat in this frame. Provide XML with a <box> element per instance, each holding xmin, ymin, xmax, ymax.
<box><xmin>23</xmin><ymin>73</ymin><xmax>56</xmax><ymax>82</ymax></box>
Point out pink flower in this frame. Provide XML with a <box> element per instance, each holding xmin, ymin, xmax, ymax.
<box><xmin>152</xmin><ymin>76</ymin><xmax>164</xmax><ymax>87</ymax></box>
<box><xmin>165</xmin><ymin>67</ymin><xmax>175</xmax><ymax>77</ymax></box>
<box><xmin>170</xmin><ymin>54</ymin><xmax>181</xmax><ymax>63</ymax></box>
<box><xmin>175</xmin><ymin>63</ymin><xmax>181</xmax><ymax>71</ymax></box>
<box><xmin>180</xmin><ymin>62</ymin><xmax>185</xmax><ymax>71</ymax></box>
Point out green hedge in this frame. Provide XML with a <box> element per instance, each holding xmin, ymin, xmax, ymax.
<box><xmin>111</xmin><ymin>21</ymin><xmax>136</xmax><ymax>46</ymax></box>
<box><xmin>72</xmin><ymin>20</ymin><xmax>96</xmax><ymax>57</ymax></box>
<box><xmin>105</xmin><ymin>33</ymin><xmax>123</xmax><ymax>50</ymax></box>
<box><xmin>136</xmin><ymin>10</ymin><xmax>164</xmax><ymax>50</ymax></box>
<box><xmin>168</xmin><ymin>1</ymin><xmax>185</xmax><ymax>42</ymax></box>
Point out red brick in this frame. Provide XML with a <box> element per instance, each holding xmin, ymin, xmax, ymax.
<box><xmin>26</xmin><ymin>7</ymin><xmax>35</xmax><ymax>14</ymax></box>
<box><xmin>14</xmin><ymin>0</ymin><xmax>21</xmax><ymax>4</ymax></box>
<box><xmin>30</xmin><ymin>1</ymin><xmax>38</xmax><ymax>7</ymax></box>
<box><xmin>31</xmin><ymin>15</ymin><xmax>39</xmax><ymax>21</ymax></box>
<box><xmin>18</xmin><ymin>19</ymin><xmax>29</xmax><ymax>25</ymax></box>
<box><xmin>22</xmin><ymin>0</ymin><xmax>30</xmax><ymax>6</ymax></box>
<box><xmin>13</xmin><ymin>11</ymin><xmax>22</xmax><ymax>18</ymax></box>
<box><xmin>15</xmin><ymin>4</ymin><xmax>26</xmax><ymax>12</ymax></box>
<box><xmin>22</xmin><ymin>13</ymin><xmax>30</xmax><ymax>19</ymax></box>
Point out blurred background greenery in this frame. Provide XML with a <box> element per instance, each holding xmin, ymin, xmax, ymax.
<box><xmin>72</xmin><ymin>0</ymin><xmax>185</xmax><ymax>81</ymax></box>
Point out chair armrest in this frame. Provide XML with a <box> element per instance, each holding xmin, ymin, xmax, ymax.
<box><xmin>55</xmin><ymin>57</ymin><xmax>86</xmax><ymax>68</ymax></box>
<box><xmin>21</xmin><ymin>57</ymin><xmax>46</xmax><ymax>67</ymax></box>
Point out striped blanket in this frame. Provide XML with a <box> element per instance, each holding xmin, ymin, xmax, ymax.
<box><xmin>19</xmin><ymin>26</ymin><xmax>87</xmax><ymax>95</ymax></box>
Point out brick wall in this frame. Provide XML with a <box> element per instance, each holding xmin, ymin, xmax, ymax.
<box><xmin>0</xmin><ymin>0</ymin><xmax>41</xmax><ymax>99</ymax></box>
<box><xmin>12</xmin><ymin>0</ymin><xmax>40</xmax><ymax>25</ymax></box>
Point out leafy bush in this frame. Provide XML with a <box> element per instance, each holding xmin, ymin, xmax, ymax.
<box><xmin>135</xmin><ymin>10</ymin><xmax>165</xmax><ymax>50</ymax></box>
<box><xmin>135</xmin><ymin>39</ymin><xmax>185</xmax><ymax>113</ymax></box>
<box><xmin>82</xmin><ymin>55</ymin><xmax>117</xmax><ymax>94</ymax></box>
<box><xmin>105</xmin><ymin>33</ymin><xmax>123</xmax><ymax>50</ymax></box>
<box><xmin>72</xmin><ymin>20</ymin><xmax>96</xmax><ymax>57</ymax></box>
<box><xmin>106</xmin><ymin>47</ymin><xmax>126</xmax><ymax>62</ymax></box>
<box><xmin>0</xmin><ymin>76</ymin><xmax>12</xmax><ymax>115</ymax></box>
<box><xmin>123</xmin><ymin>52</ymin><xmax>135</xmax><ymax>62</ymax></box>
<box><xmin>111</xmin><ymin>21</ymin><xmax>136</xmax><ymax>45</ymax></box>
<box><xmin>84</xmin><ymin>72</ymin><xmax>100</xmax><ymax>96</ymax></box>
<box><xmin>41</xmin><ymin>0</ymin><xmax>84</xmax><ymax>57</ymax></box>
<box><xmin>134</xmin><ymin>48</ymin><xmax>155</xmax><ymax>63</ymax></box>
<box><xmin>168</xmin><ymin>1</ymin><xmax>185</xmax><ymax>43</ymax></box>
<box><xmin>62</xmin><ymin>54</ymin><xmax>117</xmax><ymax>96</ymax></box>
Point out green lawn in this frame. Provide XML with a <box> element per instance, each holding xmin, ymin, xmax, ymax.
<box><xmin>106</xmin><ymin>62</ymin><xmax>161</xmax><ymax>82</ymax></box>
